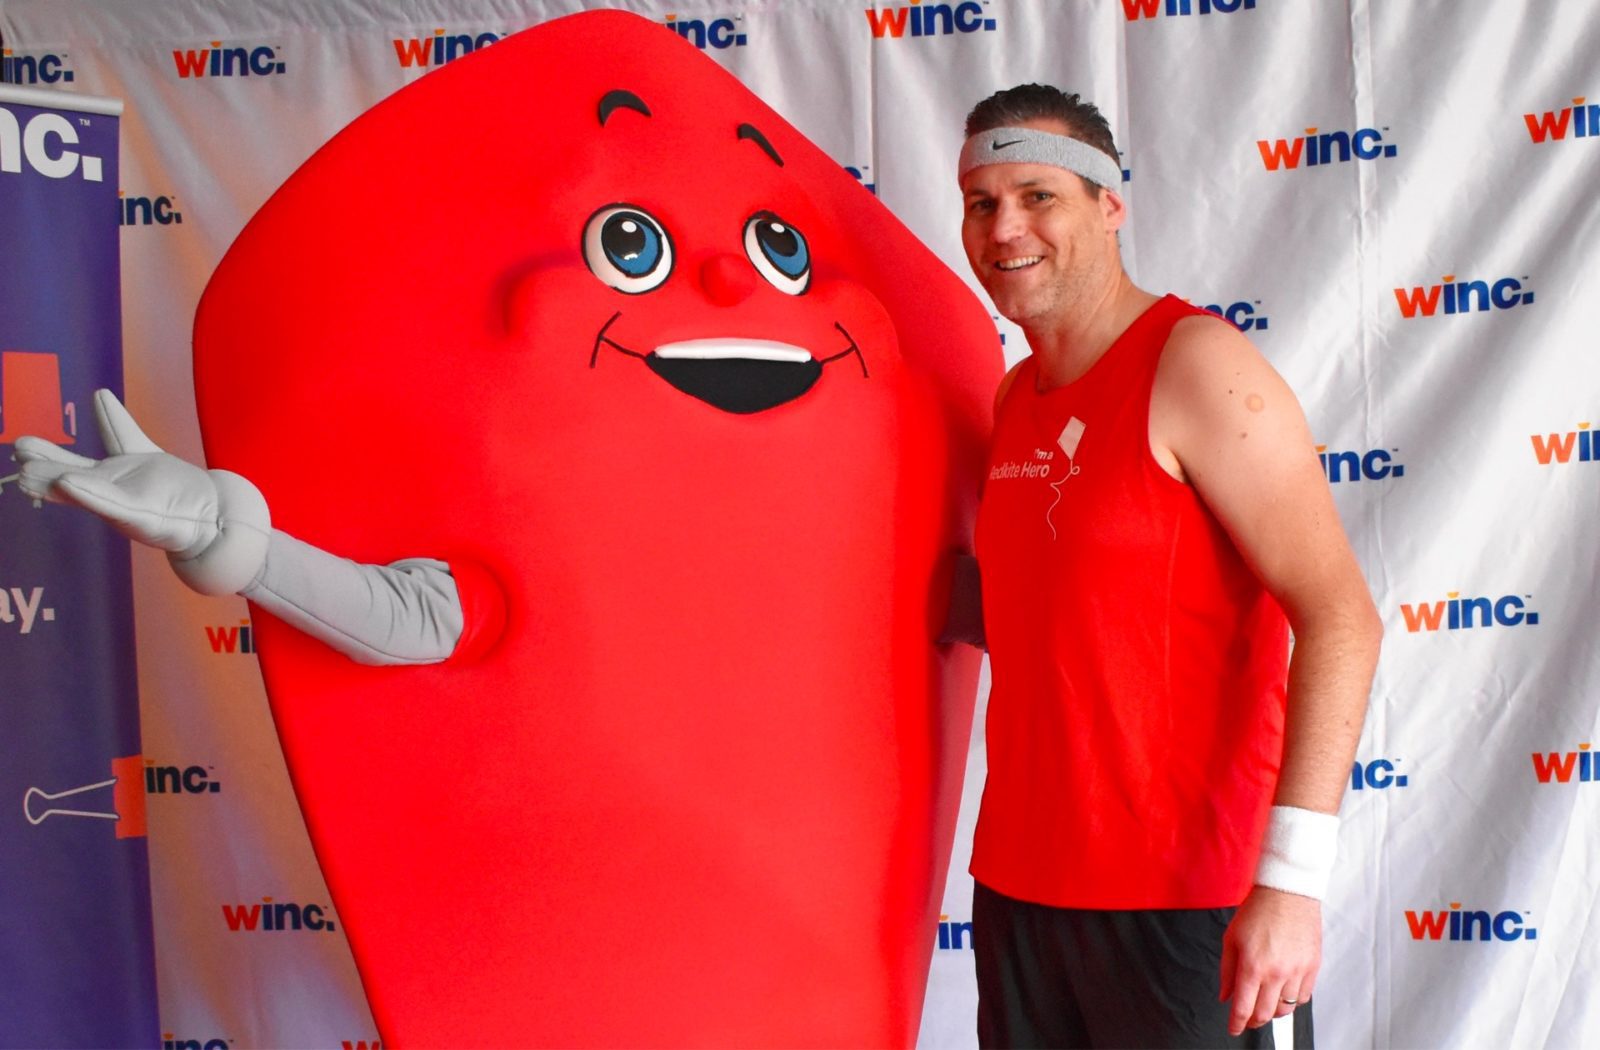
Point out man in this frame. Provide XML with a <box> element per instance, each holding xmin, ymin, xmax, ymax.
<box><xmin>958</xmin><ymin>84</ymin><xmax>1382</xmax><ymax>1048</ymax></box>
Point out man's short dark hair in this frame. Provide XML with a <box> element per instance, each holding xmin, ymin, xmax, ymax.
<box><xmin>964</xmin><ymin>84</ymin><xmax>1119</xmax><ymax>196</ymax></box>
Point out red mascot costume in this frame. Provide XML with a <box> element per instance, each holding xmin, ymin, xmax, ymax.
<box><xmin>21</xmin><ymin>10</ymin><xmax>1000</xmax><ymax>1046</ymax></box>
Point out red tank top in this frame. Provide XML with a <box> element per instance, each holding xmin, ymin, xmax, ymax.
<box><xmin>971</xmin><ymin>295</ymin><xmax>1290</xmax><ymax>909</ymax></box>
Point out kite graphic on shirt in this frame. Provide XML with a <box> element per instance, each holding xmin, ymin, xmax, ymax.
<box><xmin>1045</xmin><ymin>415</ymin><xmax>1086</xmax><ymax>540</ymax></box>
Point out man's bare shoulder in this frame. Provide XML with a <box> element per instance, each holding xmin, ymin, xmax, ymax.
<box><xmin>1160</xmin><ymin>312</ymin><xmax>1275</xmax><ymax>387</ymax></box>
<box><xmin>1155</xmin><ymin>314</ymin><xmax>1299</xmax><ymax>432</ymax></box>
<box><xmin>1150</xmin><ymin>310</ymin><xmax>1313</xmax><ymax>490</ymax></box>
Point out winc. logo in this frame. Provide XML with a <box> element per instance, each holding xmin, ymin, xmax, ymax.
<box><xmin>1394</xmin><ymin>274</ymin><xmax>1532</xmax><ymax>318</ymax></box>
<box><xmin>172</xmin><ymin>42</ymin><xmax>286</xmax><ymax>79</ymax></box>
<box><xmin>1405</xmin><ymin>904</ymin><xmax>1536</xmax><ymax>942</ymax></box>
<box><xmin>1525</xmin><ymin>95</ymin><xmax>1597</xmax><ymax>144</ymax></box>
<box><xmin>1399</xmin><ymin>592</ymin><xmax>1538</xmax><ymax>633</ymax></box>
<box><xmin>1317</xmin><ymin>445</ymin><xmax>1403</xmax><ymax>483</ymax></box>
<box><xmin>119</xmin><ymin>191</ymin><xmax>183</xmax><ymax>227</ymax></box>
<box><xmin>665</xmin><ymin>13</ymin><xmax>748</xmax><ymax>49</ymax></box>
<box><xmin>1257</xmin><ymin>126</ymin><xmax>1396</xmax><ymax>170</ymax></box>
<box><xmin>866</xmin><ymin>2</ymin><xmax>997</xmax><ymax>39</ymax></box>
<box><xmin>936</xmin><ymin>913</ymin><xmax>974</xmax><ymax>950</ymax></box>
<box><xmin>1531</xmin><ymin>422</ymin><xmax>1597</xmax><ymax>466</ymax></box>
<box><xmin>145</xmin><ymin>762</ymin><xmax>221</xmax><ymax>795</ymax></box>
<box><xmin>162</xmin><ymin>1035</ymin><xmax>230</xmax><ymax>1050</ymax></box>
<box><xmin>2</xmin><ymin>49</ymin><xmax>75</xmax><ymax>85</ymax></box>
<box><xmin>205</xmin><ymin>618</ymin><xmax>255</xmax><ymax>654</ymax></box>
<box><xmin>1351</xmin><ymin>758</ymin><xmax>1408</xmax><ymax>790</ymax></box>
<box><xmin>1532</xmin><ymin>744</ymin><xmax>1596</xmax><ymax>784</ymax></box>
<box><xmin>0</xmin><ymin>108</ymin><xmax>105</xmax><ymax>182</ymax></box>
<box><xmin>1122</xmin><ymin>0</ymin><xmax>1257</xmax><ymax>20</ymax></box>
<box><xmin>222</xmin><ymin>897</ymin><xmax>337</xmax><ymax>932</ymax></box>
<box><xmin>392</xmin><ymin>29</ymin><xmax>502</xmax><ymax>69</ymax></box>
<box><xmin>1199</xmin><ymin>299</ymin><xmax>1268</xmax><ymax>332</ymax></box>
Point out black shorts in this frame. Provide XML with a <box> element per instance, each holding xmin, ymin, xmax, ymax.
<box><xmin>973</xmin><ymin>881</ymin><xmax>1314</xmax><ymax>1049</ymax></box>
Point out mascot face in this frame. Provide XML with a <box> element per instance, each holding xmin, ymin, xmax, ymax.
<box><xmin>534</xmin><ymin>88</ymin><xmax>877</xmax><ymax>415</ymax></box>
<box><xmin>493</xmin><ymin>75</ymin><xmax>901</xmax><ymax>430</ymax></box>
<box><xmin>194</xmin><ymin>10</ymin><xmax>997</xmax><ymax>1047</ymax></box>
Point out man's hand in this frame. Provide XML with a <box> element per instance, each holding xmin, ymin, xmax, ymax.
<box><xmin>1219</xmin><ymin>885</ymin><xmax>1320</xmax><ymax>1035</ymax></box>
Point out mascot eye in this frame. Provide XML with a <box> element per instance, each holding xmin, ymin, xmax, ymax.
<box><xmin>743</xmin><ymin>211</ymin><xmax>810</xmax><ymax>295</ymax></box>
<box><xmin>584</xmin><ymin>205</ymin><xmax>674</xmax><ymax>293</ymax></box>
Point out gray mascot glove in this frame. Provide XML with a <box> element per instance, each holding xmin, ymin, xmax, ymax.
<box><xmin>17</xmin><ymin>388</ymin><xmax>270</xmax><ymax>595</ymax></box>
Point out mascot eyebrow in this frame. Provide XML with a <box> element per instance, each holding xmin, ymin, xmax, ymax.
<box><xmin>598</xmin><ymin>89</ymin><xmax>651</xmax><ymax>124</ymax></box>
<box><xmin>597</xmin><ymin>88</ymin><xmax>783</xmax><ymax>167</ymax></box>
<box><xmin>736</xmin><ymin>123</ymin><xmax>784</xmax><ymax>167</ymax></box>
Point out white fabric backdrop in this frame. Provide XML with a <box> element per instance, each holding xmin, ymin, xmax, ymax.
<box><xmin>3</xmin><ymin>1</ymin><xmax>1597</xmax><ymax>1046</ymax></box>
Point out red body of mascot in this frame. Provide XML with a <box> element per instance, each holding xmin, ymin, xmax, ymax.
<box><xmin>192</xmin><ymin>10</ymin><xmax>999</xmax><ymax>1046</ymax></box>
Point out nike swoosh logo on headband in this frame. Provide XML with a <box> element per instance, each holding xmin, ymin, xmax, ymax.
<box><xmin>992</xmin><ymin>138</ymin><xmax>1024</xmax><ymax>150</ymax></box>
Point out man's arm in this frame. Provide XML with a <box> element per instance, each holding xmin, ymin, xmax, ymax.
<box><xmin>936</xmin><ymin>358</ymin><xmax>1029</xmax><ymax>650</ymax></box>
<box><xmin>1151</xmin><ymin>315</ymin><xmax>1383</xmax><ymax>1035</ymax></box>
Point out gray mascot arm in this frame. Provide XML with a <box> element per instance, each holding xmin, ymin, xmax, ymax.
<box><xmin>16</xmin><ymin>389</ymin><xmax>461</xmax><ymax>666</ymax></box>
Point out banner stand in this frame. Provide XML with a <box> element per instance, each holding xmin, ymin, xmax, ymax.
<box><xmin>0</xmin><ymin>83</ymin><xmax>158</xmax><ymax>1049</ymax></box>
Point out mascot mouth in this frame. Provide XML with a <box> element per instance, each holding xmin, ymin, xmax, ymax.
<box><xmin>593</xmin><ymin>317</ymin><xmax>868</xmax><ymax>414</ymax></box>
<box><xmin>648</xmin><ymin>339</ymin><xmax>818</xmax><ymax>414</ymax></box>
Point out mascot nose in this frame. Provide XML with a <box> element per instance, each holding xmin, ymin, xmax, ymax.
<box><xmin>699</xmin><ymin>254</ymin><xmax>757</xmax><ymax>307</ymax></box>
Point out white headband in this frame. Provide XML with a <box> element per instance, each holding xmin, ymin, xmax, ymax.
<box><xmin>958</xmin><ymin>126</ymin><xmax>1123</xmax><ymax>189</ymax></box>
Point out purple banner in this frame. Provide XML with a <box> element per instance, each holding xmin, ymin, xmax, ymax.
<box><xmin>0</xmin><ymin>86</ymin><xmax>158</xmax><ymax>1049</ymax></box>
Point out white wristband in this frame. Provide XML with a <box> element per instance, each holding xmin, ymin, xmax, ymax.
<box><xmin>168</xmin><ymin>470</ymin><xmax>271</xmax><ymax>596</ymax></box>
<box><xmin>1254</xmin><ymin>805</ymin><xmax>1339</xmax><ymax>900</ymax></box>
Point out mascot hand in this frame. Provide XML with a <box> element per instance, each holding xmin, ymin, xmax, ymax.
<box><xmin>16</xmin><ymin>389</ymin><xmax>270</xmax><ymax>595</ymax></box>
